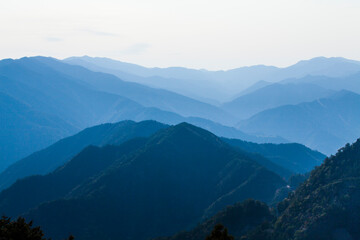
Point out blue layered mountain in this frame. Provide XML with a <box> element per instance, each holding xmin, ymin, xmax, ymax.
<box><xmin>0</xmin><ymin>57</ymin><xmax>248</xmax><ymax>170</ymax></box>
<box><xmin>65</xmin><ymin>56</ymin><xmax>360</xmax><ymax>101</ymax></box>
<box><xmin>238</xmin><ymin>90</ymin><xmax>360</xmax><ymax>155</ymax></box>
<box><xmin>223</xmin><ymin>83</ymin><xmax>333</xmax><ymax>119</ymax></box>
<box><xmin>0</xmin><ymin>123</ymin><xmax>287</xmax><ymax>240</ymax></box>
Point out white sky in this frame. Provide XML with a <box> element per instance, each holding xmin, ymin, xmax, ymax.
<box><xmin>1</xmin><ymin>0</ymin><xmax>360</xmax><ymax>70</ymax></box>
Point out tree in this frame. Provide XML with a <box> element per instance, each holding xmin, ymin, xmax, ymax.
<box><xmin>205</xmin><ymin>224</ymin><xmax>234</xmax><ymax>240</ymax></box>
<box><xmin>0</xmin><ymin>216</ymin><xmax>74</xmax><ymax>240</ymax></box>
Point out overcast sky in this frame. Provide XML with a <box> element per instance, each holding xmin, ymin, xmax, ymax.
<box><xmin>1</xmin><ymin>0</ymin><xmax>360</xmax><ymax>70</ymax></box>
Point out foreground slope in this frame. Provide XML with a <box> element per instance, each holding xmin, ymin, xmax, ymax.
<box><xmin>157</xmin><ymin>199</ymin><xmax>274</xmax><ymax>240</ymax></box>
<box><xmin>243</xmin><ymin>138</ymin><xmax>360</xmax><ymax>240</ymax></box>
<box><xmin>6</xmin><ymin>123</ymin><xmax>286</xmax><ymax>240</ymax></box>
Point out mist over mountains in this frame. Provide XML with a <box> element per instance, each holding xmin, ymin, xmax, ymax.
<box><xmin>1</xmin><ymin>54</ymin><xmax>360</xmax><ymax>240</ymax></box>
<box><xmin>0</xmin><ymin>56</ymin><xmax>274</xmax><ymax>171</ymax></box>
<box><xmin>222</xmin><ymin>83</ymin><xmax>334</xmax><ymax>119</ymax></box>
<box><xmin>65</xmin><ymin>56</ymin><xmax>360</xmax><ymax>102</ymax></box>
<box><xmin>238</xmin><ymin>90</ymin><xmax>360</xmax><ymax>155</ymax></box>
<box><xmin>63</xmin><ymin>55</ymin><xmax>360</xmax><ymax>154</ymax></box>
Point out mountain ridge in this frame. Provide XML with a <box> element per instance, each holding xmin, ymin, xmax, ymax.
<box><xmin>238</xmin><ymin>90</ymin><xmax>360</xmax><ymax>154</ymax></box>
<box><xmin>64</xmin><ymin>56</ymin><xmax>360</xmax><ymax>101</ymax></box>
<box><xmin>242</xmin><ymin>138</ymin><xmax>360</xmax><ymax>240</ymax></box>
<box><xmin>0</xmin><ymin>122</ymin><xmax>287</xmax><ymax>240</ymax></box>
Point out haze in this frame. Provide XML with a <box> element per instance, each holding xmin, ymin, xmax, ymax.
<box><xmin>1</xmin><ymin>0</ymin><xmax>360</xmax><ymax>70</ymax></box>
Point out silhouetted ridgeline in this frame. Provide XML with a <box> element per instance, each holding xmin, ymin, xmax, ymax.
<box><xmin>163</xmin><ymin>139</ymin><xmax>360</xmax><ymax>240</ymax></box>
<box><xmin>0</xmin><ymin>120</ymin><xmax>167</xmax><ymax>191</ymax></box>
<box><xmin>0</xmin><ymin>123</ymin><xmax>287</xmax><ymax>240</ymax></box>
<box><xmin>0</xmin><ymin>120</ymin><xmax>324</xmax><ymax>194</ymax></box>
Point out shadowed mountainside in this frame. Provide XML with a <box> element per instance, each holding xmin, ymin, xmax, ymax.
<box><xmin>242</xmin><ymin>138</ymin><xmax>360</xmax><ymax>240</ymax></box>
<box><xmin>0</xmin><ymin>123</ymin><xmax>287</xmax><ymax>240</ymax></box>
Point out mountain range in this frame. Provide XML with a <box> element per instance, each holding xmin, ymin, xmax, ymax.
<box><xmin>0</xmin><ymin>56</ymin><xmax>284</xmax><ymax>172</ymax></box>
<box><xmin>1</xmin><ymin>54</ymin><xmax>360</xmax><ymax>240</ymax></box>
<box><xmin>242</xmin><ymin>138</ymin><xmax>360</xmax><ymax>240</ymax></box>
<box><xmin>223</xmin><ymin>138</ymin><xmax>325</xmax><ymax>174</ymax></box>
<box><xmin>2</xmin><ymin>55</ymin><xmax>360</xmax><ymax>165</ymax></box>
<box><xmin>0</xmin><ymin>123</ymin><xmax>287</xmax><ymax>240</ymax></box>
<box><xmin>162</xmin><ymin>138</ymin><xmax>360</xmax><ymax>240</ymax></box>
<box><xmin>0</xmin><ymin>120</ymin><xmax>324</xmax><ymax>192</ymax></box>
<box><xmin>222</xmin><ymin>83</ymin><xmax>333</xmax><ymax>119</ymax></box>
<box><xmin>62</xmin><ymin>55</ymin><xmax>360</xmax><ymax>155</ymax></box>
<box><xmin>282</xmin><ymin>71</ymin><xmax>360</xmax><ymax>95</ymax></box>
<box><xmin>0</xmin><ymin>120</ymin><xmax>167</xmax><ymax>191</ymax></box>
<box><xmin>238</xmin><ymin>90</ymin><xmax>360</xmax><ymax>154</ymax></box>
<box><xmin>65</xmin><ymin>56</ymin><xmax>360</xmax><ymax>102</ymax></box>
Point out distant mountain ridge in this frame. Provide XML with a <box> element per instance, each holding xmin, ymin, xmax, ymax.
<box><xmin>238</xmin><ymin>90</ymin><xmax>360</xmax><ymax>155</ymax></box>
<box><xmin>1</xmin><ymin>56</ymin><xmax>281</xmax><ymax>171</ymax></box>
<box><xmin>34</xmin><ymin>56</ymin><xmax>236</xmax><ymax>125</ymax></box>
<box><xmin>64</xmin><ymin>56</ymin><xmax>360</xmax><ymax>102</ymax></box>
<box><xmin>223</xmin><ymin>83</ymin><xmax>334</xmax><ymax>119</ymax></box>
<box><xmin>282</xmin><ymin>71</ymin><xmax>360</xmax><ymax>95</ymax></box>
<box><xmin>230</xmin><ymin>80</ymin><xmax>272</xmax><ymax>99</ymax></box>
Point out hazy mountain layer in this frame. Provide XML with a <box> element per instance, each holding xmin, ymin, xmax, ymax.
<box><xmin>238</xmin><ymin>90</ymin><xmax>360</xmax><ymax>155</ymax></box>
<box><xmin>223</xmin><ymin>83</ymin><xmax>333</xmax><ymax>119</ymax></box>
<box><xmin>0</xmin><ymin>56</ymin><xmax>252</xmax><ymax>170</ymax></box>
<box><xmin>38</xmin><ymin>57</ymin><xmax>236</xmax><ymax>125</ymax></box>
<box><xmin>0</xmin><ymin>92</ymin><xmax>75</xmax><ymax>172</ymax></box>
<box><xmin>282</xmin><ymin>71</ymin><xmax>360</xmax><ymax>95</ymax></box>
<box><xmin>65</xmin><ymin>56</ymin><xmax>360</xmax><ymax>101</ymax></box>
<box><xmin>0</xmin><ymin>57</ymin><xmax>137</xmax><ymax>168</ymax></box>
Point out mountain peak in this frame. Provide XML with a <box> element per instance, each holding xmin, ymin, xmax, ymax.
<box><xmin>292</xmin><ymin>56</ymin><xmax>360</xmax><ymax>69</ymax></box>
<box><xmin>329</xmin><ymin>89</ymin><xmax>360</xmax><ymax>100</ymax></box>
<box><xmin>150</xmin><ymin>122</ymin><xmax>223</xmax><ymax>148</ymax></box>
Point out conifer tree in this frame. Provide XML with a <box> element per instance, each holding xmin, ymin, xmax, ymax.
<box><xmin>205</xmin><ymin>224</ymin><xmax>234</xmax><ymax>240</ymax></box>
